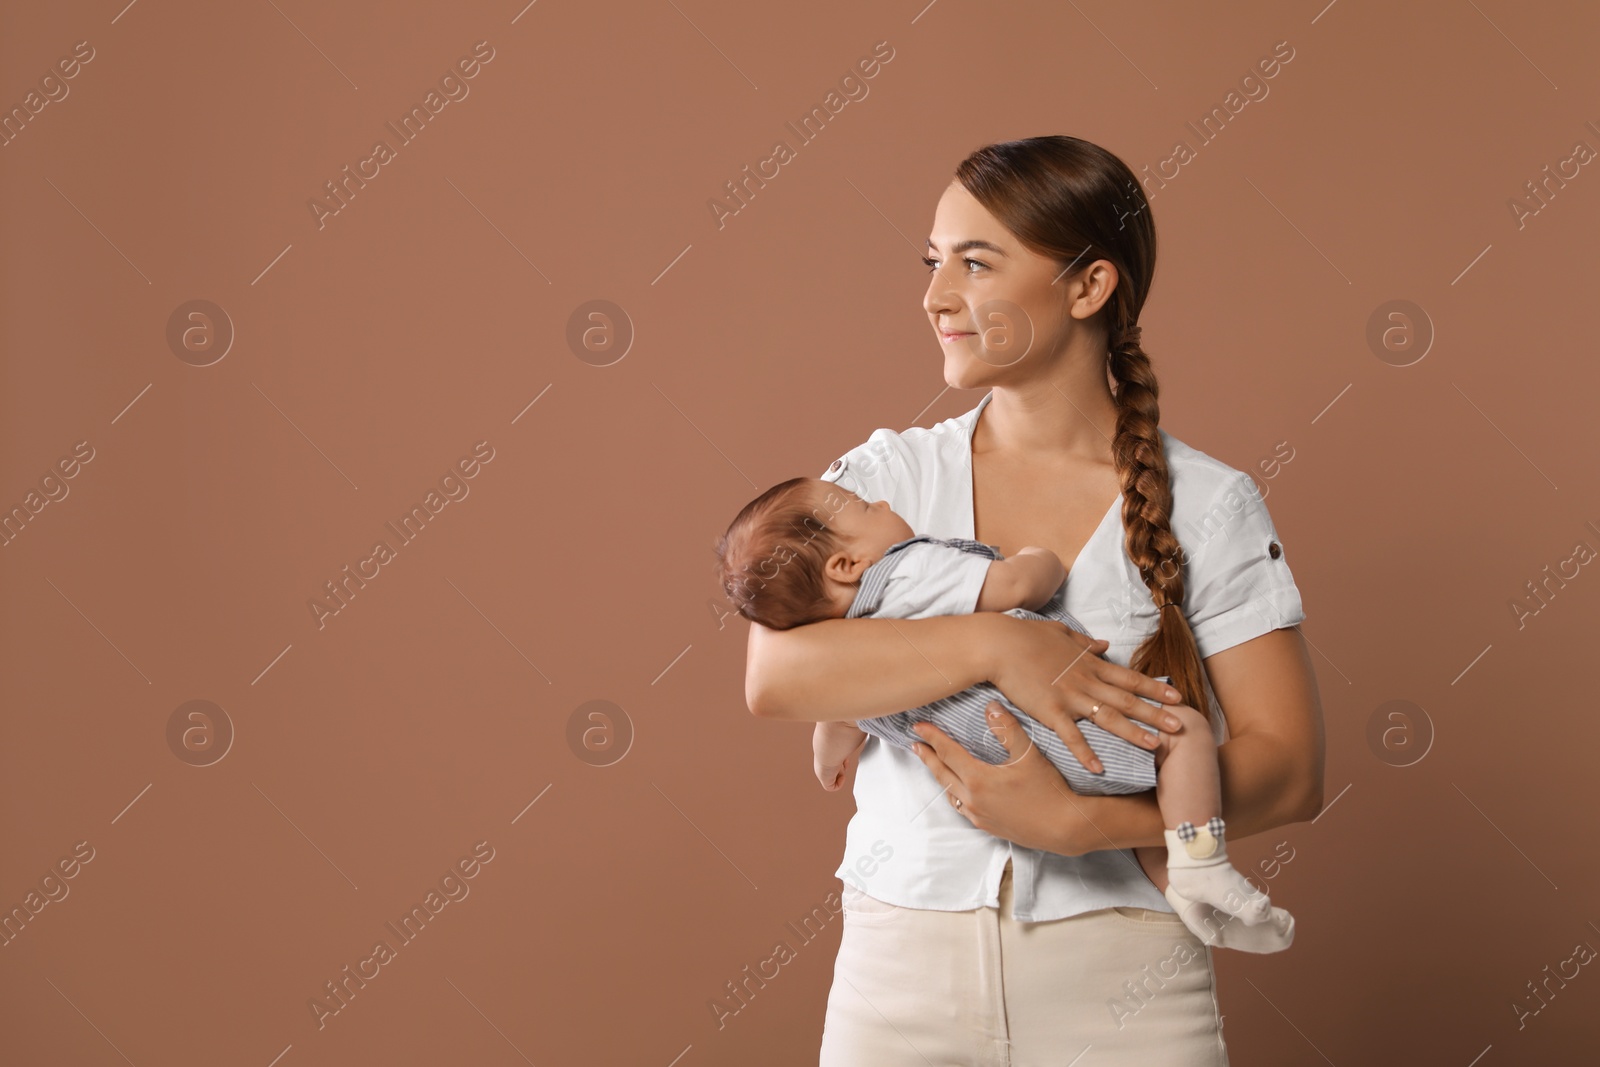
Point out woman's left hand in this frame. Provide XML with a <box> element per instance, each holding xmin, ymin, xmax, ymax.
<box><xmin>910</xmin><ymin>700</ymin><xmax>1096</xmax><ymax>855</ymax></box>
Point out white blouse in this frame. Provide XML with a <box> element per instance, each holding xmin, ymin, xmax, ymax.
<box><xmin>817</xmin><ymin>389</ymin><xmax>1306</xmax><ymax>921</ymax></box>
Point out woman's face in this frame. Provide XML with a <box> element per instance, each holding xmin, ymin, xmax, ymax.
<box><xmin>922</xmin><ymin>181</ymin><xmax>1111</xmax><ymax>391</ymax></box>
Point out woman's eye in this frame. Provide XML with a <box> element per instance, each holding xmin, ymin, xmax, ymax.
<box><xmin>922</xmin><ymin>256</ymin><xmax>986</xmax><ymax>274</ymax></box>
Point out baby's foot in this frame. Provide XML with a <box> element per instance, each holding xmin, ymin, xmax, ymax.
<box><xmin>1165</xmin><ymin>858</ymin><xmax>1272</xmax><ymax>923</ymax></box>
<box><xmin>1164</xmin><ymin>820</ymin><xmax>1272</xmax><ymax>925</ymax></box>
<box><xmin>1163</xmin><ymin>884</ymin><xmax>1295</xmax><ymax>954</ymax></box>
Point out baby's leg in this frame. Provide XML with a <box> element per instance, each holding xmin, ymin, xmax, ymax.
<box><xmin>1147</xmin><ymin>704</ymin><xmax>1272</xmax><ymax>924</ymax></box>
<box><xmin>1133</xmin><ymin>703</ymin><xmax>1217</xmax><ymax>896</ymax></box>
<box><xmin>1151</xmin><ymin>703</ymin><xmax>1222</xmax><ymax>842</ymax></box>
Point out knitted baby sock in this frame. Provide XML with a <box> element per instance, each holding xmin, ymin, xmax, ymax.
<box><xmin>1164</xmin><ymin>818</ymin><xmax>1272</xmax><ymax>924</ymax></box>
<box><xmin>1163</xmin><ymin>883</ymin><xmax>1296</xmax><ymax>954</ymax></box>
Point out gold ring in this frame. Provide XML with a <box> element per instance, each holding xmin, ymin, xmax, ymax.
<box><xmin>952</xmin><ymin>796</ymin><xmax>963</xmax><ymax>810</ymax></box>
<box><xmin>1089</xmin><ymin>704</ymin><xmax>1101</xmax><ymax>721</ymax></box>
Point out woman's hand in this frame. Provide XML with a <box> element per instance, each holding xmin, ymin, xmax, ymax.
<box><xmin>910</xmin><ymin>703</ymin><xmax>1096</xmax><ymax>854</ymax></box>
<box><xmin>987</xmin><ymin>614</ymin><xmax>1185</xmax><ymax>773</ymax></box>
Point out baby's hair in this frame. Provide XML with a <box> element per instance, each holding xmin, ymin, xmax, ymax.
<box><xmin>713</xmin><ymin>477</ymin><xmax>848</xmax><ymax>631</ymax></box>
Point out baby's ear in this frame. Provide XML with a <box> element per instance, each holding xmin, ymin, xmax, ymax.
<box><xmin>821</xmin><ymin>550</ymin><xmax>849</xmax><ymax>582</ymax></box>
<box><xmin>828</xmin><ymin>551</ymin><xmax>871</xmax><ymax>583</ymax></box>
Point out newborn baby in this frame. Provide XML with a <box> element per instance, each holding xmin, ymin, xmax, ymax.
<box><xmin>715</xmin><ymin>475</ymin><xmax>1294</xmax><ymax>953</ymax></box>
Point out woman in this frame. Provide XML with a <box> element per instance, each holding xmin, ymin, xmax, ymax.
<box><xmin>743</xmin><ymin>136</ymin><xmax>1325</xmax><ymax>1065</ymax></box>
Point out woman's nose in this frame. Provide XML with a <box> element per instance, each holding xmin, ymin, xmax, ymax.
<box><xmin>923</xmin><ymin>277</ymin><xmax>960</xmax><ymax>317</ymax></box>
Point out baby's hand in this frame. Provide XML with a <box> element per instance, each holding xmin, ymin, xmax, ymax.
<box><xmin>813</xmin><ymin>722</ymin><xmax>869</xmax><ymax>791</ymax></box>
<box><xmin>977</xmin><ymin>547</ymin><xmax>1067</xmax><ymax>613</ymax></box>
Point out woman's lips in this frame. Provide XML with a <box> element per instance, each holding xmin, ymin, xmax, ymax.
<box><xmin>940</xmin><ymin>330</ymin><xmax>975</xmax><ymax>343</ymax></box>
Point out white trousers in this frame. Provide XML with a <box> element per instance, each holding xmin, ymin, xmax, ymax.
<box><xmin>818</xmin><ymin>860</ymin><xmax>1230</xmax><ymax>1066</ymax></box>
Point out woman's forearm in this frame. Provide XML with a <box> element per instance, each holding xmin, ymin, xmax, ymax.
<box><xmin>745</xmin><ymin>611</ymin><xmax>998</xmax><ymax>721</ymax></box>
<box><xmin>1045</xmin><ymin>730</ymin><xmax>1315</xmax><ymax>855</ymax></box>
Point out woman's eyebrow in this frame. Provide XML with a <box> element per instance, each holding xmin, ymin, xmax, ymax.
<box><xmin>926</xmin><ymin>238</ymin><xmax>1009</xmax><ymax>257</ymax></box>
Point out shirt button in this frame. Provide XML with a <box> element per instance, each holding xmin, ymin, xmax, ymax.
<box><xmin>828</xmin><ymin>459</ymin><xmax>843</xmax><ymax>472</ymax></box>
<box><xmin>1268</xmin><ymin>540</ymin><xmax>1282</xmax><ymax>559</ymax></box>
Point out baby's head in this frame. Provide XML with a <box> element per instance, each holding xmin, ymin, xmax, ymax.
<box><xmin>714</xmin><ymin>477</ymin><xmax>914</xmax><ymax>630</ymax></box>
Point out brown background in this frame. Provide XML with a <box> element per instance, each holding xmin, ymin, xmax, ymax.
<box><xmin>3</xmin><ymin>0</ymin><xmax>1598</xmax><ymax>1063</ymax></box>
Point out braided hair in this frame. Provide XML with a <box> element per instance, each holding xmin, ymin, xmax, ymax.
<box><xmin>954</xmin><ymin>136</ymin><xmax>1210</xmax><ymax>719</ymax></box>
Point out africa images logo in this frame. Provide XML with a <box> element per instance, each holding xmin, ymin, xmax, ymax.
<box><xmin>307</xmin><ymin>41</ymin><xmax>497</xmax><ymax>230</ymax></box>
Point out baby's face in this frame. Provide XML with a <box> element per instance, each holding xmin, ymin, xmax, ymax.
<box><xmin>817</xmin><ymin>482</ymin><xmax>914</xmax><ymax>560</ymax></box>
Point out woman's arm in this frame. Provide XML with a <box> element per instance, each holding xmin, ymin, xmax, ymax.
<box><xmin>745</xmin><ymin>612</ymin><xmax>1002</xmax><ymax>722</ymax></box>
<box><xmin>910</xmin><ymin>626</ymin><xmax>1325</xmax><ymax>854</ymax></box>
<box><xmin>747</xmin><ymin>611</ymin><xmax>1185</xmax><ymax>774</ymax></box>
<box><xmin>1067</xmin><ymin>627</ymin><xmax>1325</xmax><ymax>848</ymax></box>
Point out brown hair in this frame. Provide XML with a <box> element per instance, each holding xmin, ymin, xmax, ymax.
<box><xmin>954</xmin><ymin>135</ymin><xmax>1210</xmax><ymax>719</ymax></box>
<box><xmin>713</xmin><ymin>477</ymin><xmax>850</xmax><ymax>631</ymax></box>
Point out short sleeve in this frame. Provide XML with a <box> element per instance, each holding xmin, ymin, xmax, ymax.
<box><xmin>874</xmin><ymin>542</ymin><xmax>995</xmax><ymax>619</ymax></box>
<box><xmin>818</xmin><ymin>426</ymin><xmax>920</xmax><ymax>518</ymax></box>
<box><xmin>818</xmin><ymin>452</ymin><xmax>866</xmax><ymax>496</ymax></box>
<box><xmin>1183</xmin><ymin>471</ymin><xmax>1306</xmax><ymax>659</ymax></box>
